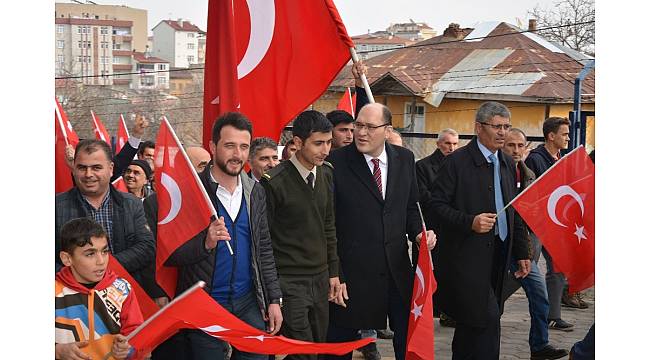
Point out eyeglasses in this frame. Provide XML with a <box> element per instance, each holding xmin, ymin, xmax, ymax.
<box><xmin>479</xmin><ymin>122</ymin><xmax>512</xmax><ymax>131</ymax></box>
<box><xmin>353</xmin><ymin>122</ymin><xmax>390</xmax><ymax>132</ymax></box>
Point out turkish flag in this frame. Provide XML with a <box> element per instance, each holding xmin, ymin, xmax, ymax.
<box><xmin>116</xmin><ymin>114</ymin><xmax>130</xmax><ymax>154</ymax></box>
<box><xmin>129</xmin><ymin>282</ymin><xmax>373</xmax><ymax>357</ymax></box>
<box><xmin>512</xmin><ymin>146</ymin><xmax>595</xmax><ymax>293</ymax></box>
<box><xmin>55</xmin><ymin>98</ymin><xmax>79</xmax><ymax>194</ymax></box>
<box><xmin>107</xmin><ymin>254</ymin><xmax>159</xmax><ymax>320</ymax></box>
<box><xmin>406</xmin><ymin>226</ymin><xmax>437</xmax><ymax>360</ymax></box>
<box><xmin>154</xmin><ymin>118</ymin><xmax>215</xmax><ymax>298</ymax></box>
<box><xmin>202</xmin><ymin>0</ymin><xmax>354</xmax><ymax>146</ymax></box>
<box><xmin>336</xmin><ymin>87</ymin><xmax>356</xmax><ymax>116</ymax></box>
<box><xmin>90</xmin><ymin>110</ymin><xmax>111</xmax><ymax>144</ymax></box>
<box><xmin>111</xmin><ymin>176</ymin><xmax>129</xmax><ymax>193</ymax></box>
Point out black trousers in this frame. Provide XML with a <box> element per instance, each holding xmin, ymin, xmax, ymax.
<box><xmin>451</xmin><ymin>237</ymin><xmax>506</xmax><ymax>360</ymax></box>
<box><xmin>280</xmin><ymin>271</ymin><xmax>330</xmax><ymax>360</ymax></box>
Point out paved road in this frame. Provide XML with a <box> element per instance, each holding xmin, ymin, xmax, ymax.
<box><xmin>355</xmin><ymin>261</ymin><xmax>595</xmax><ymax>360</ymax></box>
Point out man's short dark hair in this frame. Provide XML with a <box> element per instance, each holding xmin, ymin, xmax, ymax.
<box><xmin>60</xmin><ymin>218</ymin><xmax>108</xmax><ymax>253</ymax></box>
<box><xmin>250</xmin><ymin>137</ymin><xmax>278</xmax><ymax>160</ymax></box>
<box><xmin>292</xmin><ymin>110</ymin><xmax>333</xmax><ymax>141</ymax></box>
<box><xmin>326</xmin><ymin>110</ymin><xmax>354</xmax><ymax>127</ymax></box>
<box><xmin>211</xmin><ymin>112</ymin><xmax>253</xmax><ymax>145</ymax></box>
<box><xmin>138</xmin><ymin>141</ymin><xmax>156</xmax><ymax>156</ymax></box>
<box><xmin>542</xmin><ymin>117</ymin><xmax>570</xmax><ymax>140</ymax></box>
<box><xmin>75</xmin><ymin>139</ymin><xmax>113</xmax><ymax>162</ymax></box>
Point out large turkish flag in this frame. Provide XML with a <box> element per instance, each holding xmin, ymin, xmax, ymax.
<box><xmin>512</xmin><ymin>147</ymin><xmax>595</xmax><ymax>293</ymax></box>
<box><xmin>154</xmin><ymin>118</ymin><xmax>215</xmax><ymax>298</ymax></box>
<box><xmin>202</xmin><ymin>0</ymin><xmax>354</xmax><ymax>145</ymax></box>
<box><xmin>128</xmin><ymin>282</ymin><xmax>373</xmax><ymax>358</ymax></box>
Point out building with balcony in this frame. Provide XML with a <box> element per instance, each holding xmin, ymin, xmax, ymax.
<box><xmin>131</xmin><ymin>52</ymin><xmax>170</xmax><ymax>91</ymax></box>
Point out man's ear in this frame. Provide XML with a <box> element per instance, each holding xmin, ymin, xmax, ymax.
<box><xmin>293</xmin><ymin>136</ymin><xmax>304</xmax><ymax>151</ymax></box>
<box><xmin>60</xmin><ymin>251</ymin><xmax>72</xmax><ymax>267</ymax></box>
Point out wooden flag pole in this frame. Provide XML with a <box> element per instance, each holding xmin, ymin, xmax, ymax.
<box><xmin>349</xmin><ymin>47</ymin><xmax>375</xmax><ymax>104</ymax></box>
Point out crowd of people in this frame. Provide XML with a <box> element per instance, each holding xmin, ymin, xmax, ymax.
<box><xmin>54</xmin><ymin>64</ymin><xmax>594</xmax><ymax>360</ymax></box>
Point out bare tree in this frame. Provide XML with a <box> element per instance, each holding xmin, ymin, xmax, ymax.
<box><xmin>528</xmin><ymin>0</ymin><xmax>595</xmax><ymax>56</ymax></box>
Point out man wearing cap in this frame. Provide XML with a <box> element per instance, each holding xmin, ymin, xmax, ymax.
<box><xmin>124</xmin><ymin>159</ymin><xmax>154</xmax><ymax>200</ymax></box>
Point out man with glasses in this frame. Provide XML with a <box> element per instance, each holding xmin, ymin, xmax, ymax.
<box><xmin>325</xmin><ymin>103</ymin><xmax>436</xmax><ymax>360</ymax></box>
<box><xmin>429</xmin><ymin>101</ymin><xmax>530</xmax><ymax>359</ymax></box>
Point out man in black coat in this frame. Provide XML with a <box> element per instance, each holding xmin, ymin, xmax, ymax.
<box><xmin>430</xmin><ymin>101</ymin><xmax>531</xmax><ymax>359</ymax></box>
<box><xmin>415</xmin><ymin>128</ymin><xmax>459</xmax><ymax>325</ymax></box>
<box><xmin>325</xmin><ymin>103</ymin><xmax>436</xmax><ymax>360</ymax></box>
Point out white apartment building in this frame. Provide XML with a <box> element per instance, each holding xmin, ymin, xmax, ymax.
<box><xmin>55</xmin><ymin>17</ymin><xmax>135</xmax><ymax>87</ymax></box>
<box><xmin>152</xmin><ymin>19</ymin><xmax>203</xmax><ymax>68</ymax></box>
<box><xmin>131</xmin><ymin>52</ymin><xmax>170</xmax><ymax>91</ymax></box>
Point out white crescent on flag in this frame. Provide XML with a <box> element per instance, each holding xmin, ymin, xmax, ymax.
<box><xmin>546</xmin><ymin>185</ymin><xmax>585</xmax><ymax>228</ymax></box>
<box><xmin>159</xmin><ymin>172</ymin><xmax>182</xmax><ymax>225</ymax></box>
<box><xmin>237</xmin><ymin>0</ymin><xmax>276</xmax><ymax>79</ymax></box>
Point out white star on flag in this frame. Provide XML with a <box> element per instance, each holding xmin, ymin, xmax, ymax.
<box><xmin>244</xmin><ymin>335</ymin><xmax>271</xmax><ymax>342</ymax></box>
<box><xmin>574</xmin><ymin>224</ymin><xmax>587</xmax><ymax>244</ymax></box>
<box><xmin>411</xmin><ymin>302</ymin><xmax>423</xmax><ymax>320</ymax></box>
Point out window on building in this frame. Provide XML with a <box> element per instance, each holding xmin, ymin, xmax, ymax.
<box><xmin>158</xmin><ymin>64</ymin><xmax>167</xmax><ymax>70</ymax></box>
<box><xmin>57</xmin><ymin>40</ymin><xmax>65</xmax><ymax>48</ymax></box>
<box><xmin>57</xmin><ymin>25</ymin><xmax>65</xmax><ymax>33</ymax></box>
<box><xmin>158</xmin><ymin>77</ymin><xmax>167</xmax><ymax>84</ymax></box>
<box><xmin>187</xmin><ymin>55</ymin><xmax>195</xmax><ymax>63</ymax></box>
<box><xmin>101</xmin><ymin>57</ymin><xmax>110</xmax><ymax>64</ymax></box>
<box><xmin>187</xmin><ymin>43</ymin><xmax>195</xmax><ymax>50</ymax></box>
<box><xmin>100</xmin><ymin>27</ymin><xmax>109</xmax><ymax>35</ymax></box>
<box><xmin>101</xmin><ymin>41</ymin><xmax>109</xmax><ymax>49</ymax></box>
<box><xmin>187</xmin><ymin>32</ymin><xmax>195</xmax><ymax>38</ymax></box>
<box><xmin>57</xmin><ymin>54</ymin><xmax>65</xmax><ymax>64</ymax></box>
<box><xmin>140</xmin><ymin>76</ymin><xmax>155</xmax><ymax>86</ymax></box>
<box><xmin>113</xmin><ymin>43</ymin><xmax>121</xmax><ymax>50</ymax></box>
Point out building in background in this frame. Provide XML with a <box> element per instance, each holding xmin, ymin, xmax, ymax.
<box><xmin>55</xmin><ymin>16</ymin><xmax>134</xmax><ymax>86</ymax></box>
<box><xmin>352</xmin><ymin>34</ymin><xmax>415</xmax><ymax>60</ymax></box>
<box><xmin>131</xmin><ymin>52</ymin><xmax>170</xmax><ymax>91</ymax></box>
<box><xmin>385</xmin><ymin>20</ymin><xmax>437</xmax><ymax>41</ymax></box>
<box><xmin>55</xmin><ymin>2</ymin><xmax>148</xmax><ymax>52</ymax></box>
<box><xmin>152</xmin><ymin>19</ymin><xmax>204</xmax><ymax>68</ymax></box>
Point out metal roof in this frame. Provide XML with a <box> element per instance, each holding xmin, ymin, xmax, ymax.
<box><xmin>331</xmin><ymin>22</ymin><xmax>595</xmax><ymax>105</ymax></box>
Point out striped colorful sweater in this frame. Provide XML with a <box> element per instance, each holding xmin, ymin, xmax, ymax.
<box><xmin>55</xmin><ymin>266</ymin><xmax>143</xmax><ymax>359</ymax></box>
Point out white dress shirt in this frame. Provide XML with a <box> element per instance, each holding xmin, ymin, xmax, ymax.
<box><xmin>363</xmin><ymin>144</ymin><xmax>388</xmax><ymax>199</ymax></box>
<box><xmin>210</xmin><ymin>170</ymin><xmax>243</xmax><ymax>220</ymax></box>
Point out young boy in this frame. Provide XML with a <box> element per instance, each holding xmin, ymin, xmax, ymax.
<box><xmin>55</xmin><ymin>218</ymin><xmax>143</xmax><ymax>360</ymax></box>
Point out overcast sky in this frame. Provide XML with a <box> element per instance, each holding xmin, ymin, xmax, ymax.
<box><xmin>109</xmin><ymin>0</ymin><xmax>552</xmax><ymax>36</ymax></box>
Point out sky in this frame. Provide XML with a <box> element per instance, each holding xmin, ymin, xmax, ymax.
<box><xmin>108</xmin><ymin>0</ymin><xmax>552</xmax><ymax>36</ymax></box>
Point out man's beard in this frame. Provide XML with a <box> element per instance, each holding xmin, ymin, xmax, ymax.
<box><xmin>215</xmin><ymin>157</ymin><xmax>243</xmax><ymax>176</ymax></box>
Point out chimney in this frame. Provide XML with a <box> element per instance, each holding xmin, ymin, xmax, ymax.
<box><xmin>145</xmin><ymin>45</ymin><xmax>151</xmax><ymax>59</ymax></box>
<box><xmin>443</xmin><ymin>23</ymin><xmax>463</xmax><ymax>39</ymax></box>
<box><xmin>528</xmin><ymin>19</ymin><xmax>537</xmax><ymax>32</ymax></box>
<box><xmin>178</xmin><ymin>18</ymin><xmax>184</xmax><ymax>28</ymax></box>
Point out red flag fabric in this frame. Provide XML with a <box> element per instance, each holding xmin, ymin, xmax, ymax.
<box><xmin>336</xmin><ymin>88</ymin><xmax>356</xmax><ymax>116</ymax></box>
<box><xmin>202</xmin><ymin>0</ymin><xmax>354</xmax><ymax>146</ymax></box>
<box><xmin>512</xmin><ymin>147</ymin><xmax>595</xmax><ymax>293</ymax></box>
<box><xmin>111</xmin><ymin>176</ymin><xmax>129</xmax><ymax>193</ymax></box>
<box><xmin>154</xmin><ymin>118</ymin><xmax>215</xmax><ymax>298</ymax></box>
<box><xmin>116</xmin><ymin>114</ymin><xmax>130</xmax><ymax>154</ymax></box>
<box><xmin>106</xmin><ymin>254</ymin><xmax>159</xmax><ymax>320</ymax></box>
<box><xmin>129</xmin><ymin>283</ymin><xmax>373</xmax><ymax>356</ymax></box>
<box><xmin>406</xmin><ymin>226</ymin><xmax>437</xmax><ymax>360</ymax></box>
<box><xmin>90</xmin><ymin>110</ymin><xmax>111</xmax><ymax>144</ymax></box>
<box><xmin>55</xmin><ymin>98</ymin><xmax>79</xmax><ymax>194</ymax></box>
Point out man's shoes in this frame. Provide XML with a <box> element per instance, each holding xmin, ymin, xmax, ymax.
<box><xmin>439</xmin><ymin>313</ymin><xmax>456</xmax><ymax>328</ymax></box>
<box><xmin>562</xmin><ymin>292</ymin><xmax>588</xmax><ymax>309</ymax></box>
<box><xmin>548</xmin><ymin>319</ymin><xmax>574</xmax><ymax>332</ymax></box>
<box><xmin>576</xmin><ymin>292</ymin><xmax>589</xmax><ymax>308</ymax></box>
<box><xmin>359</xmin><ymin>342</ymin><xmax>381</xmax><ymax>360</ymax></box>
<box><xmin>376</xmin><ymin>329</ymin><xmax>394</xmax><ymax>339</ymax></box>
<box><xmin>531</xmin><ymin>344</ymin><xmax>569</xmax><ymax>359</ymax></box>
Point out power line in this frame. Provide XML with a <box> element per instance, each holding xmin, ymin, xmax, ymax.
<box><xmin>55</xmin><ymin>20</ymin><xmax>593</xmax><ymax>80</ymax></box>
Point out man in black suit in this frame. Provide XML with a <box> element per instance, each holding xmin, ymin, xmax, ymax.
<box><xmin>325</xmin><ymin>103</ymin><xmax>436</xmax><ymax>360</ymax></box>
<box><xmin>430</xmin><ymin>101</ymin><xmax>531</xmax><ymax>359</ymax></box>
